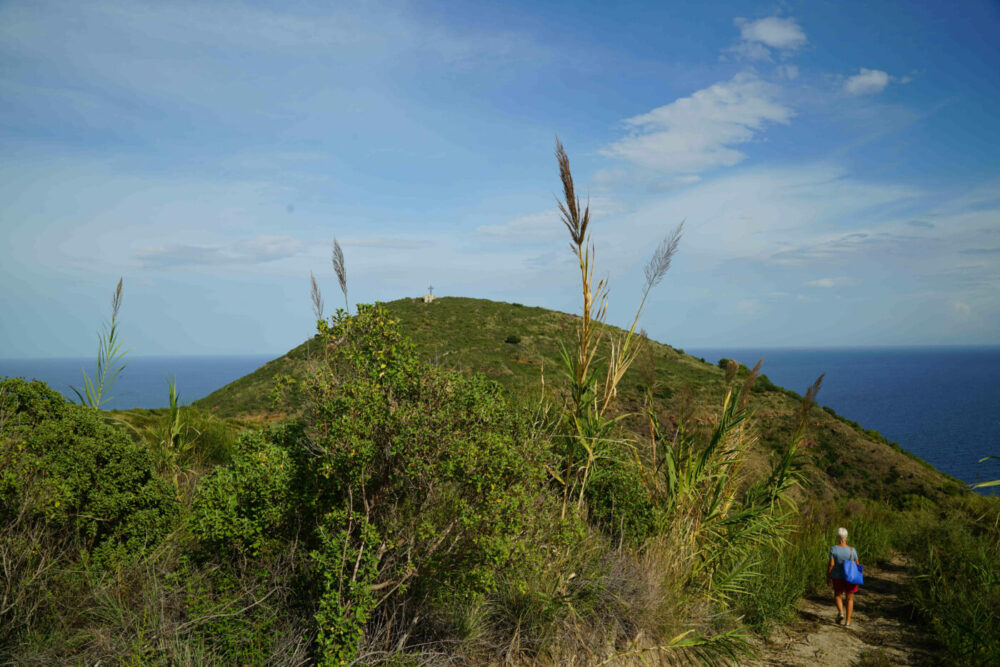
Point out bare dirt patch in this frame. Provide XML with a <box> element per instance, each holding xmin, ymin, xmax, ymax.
<box><xmin>745</xmin><ymin>557</ymin><xmax>940</xmax><ymax>666</ymax></box>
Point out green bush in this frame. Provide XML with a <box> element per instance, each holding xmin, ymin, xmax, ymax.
<box><xmin>263</xmin><ymin>304</ymin><xmax>552</xmax><ymax>660</ymax></box>
<box><xmin>585</xmin><ymin>456</ymin><xmax>657</xmax><ymax>544</ymax></box>
<box><xmin>504</xmin><ymin>334</ymin><xmax>521</xmax><ymax>344</ymax></box>
<box><xmin>752</xmin><ymin>373</ymin><xmax>780</xmax><ymax>393</ymax></box>
<box><xmin>189</xmin><ymin>429</ymin><xmax>295</xmax><ymax>557</ymax></box>
<box><xmin>895</xmin><ymin>496</ymin><xmax>1000</xmax><ymax>665</ymax></box>
<box><xmin>0</xmin><ymin>378</ymin><xmax>178</xmax><ymax>564</ymax></box>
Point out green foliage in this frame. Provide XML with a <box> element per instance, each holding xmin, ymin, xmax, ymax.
<box><xmin>752</xmin><ymin>373</ymin><xmax>780</xmax><ymax>393</ymax></box>
<box><xmin>190</xmin><ymin>430</ymin><xmax>294</xmax><ymax>557</ymax></box>
<box><xmin>219</xmin><ymin>303</ymin><xmax>553</xmax><ymax>659</ymax></box>
<box><xmin>312</xmin><ymin>509</ymin><xmax>380</xmax><ymax>666</ymax></box>
<box><xmin>0</xmin><ymin>378</ymin><xmax>178</xmax><ymax>564</ymax></box>
<box><xmin>585</xmin><ymin>455</ymin><xmax>657</xmax><ymax>544</ymax></box>
<box><xmin>894</xmin><ymin>494</ymin><xmax>1000</xmax><ymax>665</ymax></box>
<box><xmin>736</xmin><ymin>525</ymin><xmax>828</xmax><ymax>633</ymax></box>
<box><xmin>504</xmin><ymin>334</ymin><xmax>521</xmax><ymax>344</ymax></box>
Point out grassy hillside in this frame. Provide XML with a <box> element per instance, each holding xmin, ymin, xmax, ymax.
<box><xmin>195</xmin><ymin>296</ymin><xmax>960</xmax><ymax>504</ymax></box>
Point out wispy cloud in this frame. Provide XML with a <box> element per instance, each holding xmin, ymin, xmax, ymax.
<box><xmin>339</xmin><ymin>237</ymin><xmax>435</xmax><ymax>249</ymax></box>
<box><xmin>477</xmin><ymin>198</ymin><xmax>627</xmax><ymax>242</ymax></box>
<box><xmin>602</xmin><ymin>73</ymin><xmax>793</xmax><ymax>175</ymax></box>
<box><xmin>137</xmin><ymin>235</ymin><xmax>304</xmax><ymax>268</ymax></box>
<box><xmin>805</xmin><ymin>276</ymin><xmax>860</xmax><ymax>288</ymax></box>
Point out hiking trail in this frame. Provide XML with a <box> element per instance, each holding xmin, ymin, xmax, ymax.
<box><xmin>745</xmin><ymin>556</ymin><xmax>939</xmax><ymax>666</ymax></box>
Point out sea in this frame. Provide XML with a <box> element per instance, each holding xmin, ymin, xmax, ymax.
<box><xmin>0</xmin><ymin>355</ymin><xmax>273</xmax><ymax>412</ymax></box>
<box><xmin>2</xmin><ymin>347</ymin><xmax>999</xmax><ymax>494</ymax></box>
<box><xmin>685</xmin><ymin>347</ymin><xmax>1000</xmax><ymax>495</ymax></box>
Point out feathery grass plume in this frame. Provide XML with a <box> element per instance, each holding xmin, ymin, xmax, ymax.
<box><xmin>599</xmin><ymin>221</ymin><xmax>683</xmax><ymax>414</ymax></box>
<box><xmin>555</xmin><ymin>137</ymin><xmax>590</xmax><ymax>251</ymax></box>
<box><xmin>71</xmin><ymin>277</ymin><xmax>129</xmax><ymax>409</ymax></box>
<box><xmin>643</xmin><ymin>221</ymin><xmax>683</xmax><ymax>291</ymax></box>
<box><xmin>310</xmin><ymin>271</ymin><xmax>324</xmax><ymax>323</ymax></box>
<box><xmin>332</xmin><ymin>238</ymin><xmax>349</xmax><ymax>312</ymax></box>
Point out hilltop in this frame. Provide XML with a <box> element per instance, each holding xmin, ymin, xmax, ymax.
<box><xmin>6</xmin><ymin>297</ymin><xmax>997</xmax><ymax>664</ymax></box>
<box><xmin>195</xmin><ymin>296</ymin><xmax>959</xmax><ymax>505</ymax></box>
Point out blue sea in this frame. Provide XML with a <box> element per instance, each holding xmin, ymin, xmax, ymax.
<box><xmin>3</xmin><ymin>348</ymin><xmax>999</xmax><ymax>493</ymax></box>
<box><xmin>686</xmin><ymin>347</ymin><xmax>1000</xmax><ymax>495</ymax></box>
<box><xmin>0</xmin><ymin>355</ymin><xmax>273</xmax><ymax>411</ymax></box>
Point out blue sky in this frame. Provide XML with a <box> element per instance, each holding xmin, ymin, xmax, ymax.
<box><xmin>1</xmin><ymin>0</ymin><xmax>998</xmax><ymax>357</ymax></box>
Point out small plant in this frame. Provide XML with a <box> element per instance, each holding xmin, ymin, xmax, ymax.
<box><xmin>504</xmin><ymin>334</ymin><xmax>521</xmax><ymax>344</ymax></box>
<box><xmin>72</xmin><ymin>277</ymin><xmax>129</xmax><ymax>409</ymax></box>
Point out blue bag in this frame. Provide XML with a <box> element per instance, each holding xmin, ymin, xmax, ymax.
<box><xmin>843</xmin><ymin>548</ymin><xmax>864</xmax><ymax>586</ymax></box>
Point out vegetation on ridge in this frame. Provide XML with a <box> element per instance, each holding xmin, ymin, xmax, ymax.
<box><xmin>1</xmin><ymin>141</ymin><xmax>997</xmax><ymax>664</ymax></box>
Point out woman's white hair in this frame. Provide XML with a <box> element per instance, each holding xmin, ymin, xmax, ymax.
<box><xmin>837</xmin><ymin>527</ymin><xmax>849</xmax><ymax>542</ymax></box>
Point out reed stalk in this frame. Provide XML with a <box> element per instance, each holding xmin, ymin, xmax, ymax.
<box><xmin>72</xmin><ymin>277</ymin><xmax>129</xmax><ymax>409</ymax></box>
<box><xmin>552</xmin><ymin>138</ymin><xmax>682</xmax><ymax>518</ymax></box>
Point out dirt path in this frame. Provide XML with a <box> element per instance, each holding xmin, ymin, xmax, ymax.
<box><xmin>745</xmin><ymin>557</ymin><xmax>939</xmax><ymax>666</ymax></box>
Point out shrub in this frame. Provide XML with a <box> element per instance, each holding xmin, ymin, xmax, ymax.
<box><xmin>585</xmin><ymin>456</ymin><xmax>657</xmax><ymax>544</ymax></box>
<box><xmin>269</xmin><ymin>304</ymin><xmax>552</xmax><ymax>660</ymax></box>
<box><xmin>504</xmin><ymin>334</ymin><xmax>521</xmax><ymax>344</ymax></box>
<box><xmin>189</xmin><ymin>429</ymin><xmax>295</xmax><ymax>557</ymax></box>
<box><xmin>0</xmin><ymin>378</ymin><xmax>178</xmax><ymax>565</ymax></box>
<box><xmin>0</xmin><ymin>378</ymin><xmax>179</xmax><ymax>652</ymax></box>
<box><xmin>752</xmin><ymin>373</ymin><xmax>780</xmax><ymax>393</ymax></box>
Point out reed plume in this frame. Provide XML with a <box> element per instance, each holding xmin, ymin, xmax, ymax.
<box><xmin>310</xmin><ymin>271</ymin><xmax>324</xmax><ymax>322</ymax></box>
<box><xmin>332</xmin><ymin>238</ymin><xmax>348</xmax><ymax>312</ymax></box>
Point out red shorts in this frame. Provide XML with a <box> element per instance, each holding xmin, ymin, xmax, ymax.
<box><xmin>832</xmin><ymin>578</ymin><xmax>858</xmax><ymax>595</ymax></box>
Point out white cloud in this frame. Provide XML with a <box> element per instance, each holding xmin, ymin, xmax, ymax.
<box><xmin>137</xmin><ymin>235</ymin><xmax>305</xmax><ymax>269</ymax></box>
<box><xmin>731</xmin><ymin>17</ymin><xmax>806</xmax><ymax>60</ymax></box>
<box><xmin>340</xmin><ymin>237</ymin><xmax>435</xmax><ymax>249</ymax></box>
<box><xmin>737</xmin><ymin>17</ymin><xmax>807</xmax><ymax>49</ymax></box>
<box><xmin>844</xmin><ymin>68</ymin><xmax>891</xmax><ymax>95</ymax></box>
<box><xmin>603</xmin><ymin>163</ymin><xmax>920</xmax><ymax>269</ymax></box>
<box><xmin>602</xmin><ymin>73</ymin><xmax>793</xmax><ymax>175</ymax></box>
<box><xmin>476</xmin><ymin>198</ymin><xmax>627</xmax><ymax>241</ymax></box>
<box><xmin>805</xmin><ymin>277</ymin><xmax>860</xmax><ymax>288</ymax></box>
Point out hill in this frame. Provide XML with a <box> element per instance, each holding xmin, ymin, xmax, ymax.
<box><xmin>195</xmin><ymin>296</ymin><xmax>960</xmax><ymax>504</ymax></box>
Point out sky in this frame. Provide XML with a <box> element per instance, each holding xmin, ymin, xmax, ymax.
<box><xmin>1</xmin><ymin>0</ymin><xmax>998</xmax><ymax>358</ymax></box>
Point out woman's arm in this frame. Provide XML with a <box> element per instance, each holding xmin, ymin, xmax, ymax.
<box><xmin>826</xmin><ymin>556</ymin><xmax>835</xmax><ymax>581</ymax></box>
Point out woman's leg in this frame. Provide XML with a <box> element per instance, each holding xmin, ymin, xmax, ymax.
<box><xmin>846</xmin><ymin>591</ymin><xmax>855</xmax><ymax>624</ymax></box>
<box><xmin>834</xmin><ymin>591</ymin><xmax>844</xmax><ymax>617</ymax></box>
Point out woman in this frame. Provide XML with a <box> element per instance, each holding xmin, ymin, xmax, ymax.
<box><xmin>826</xmin><ymin>527</ymin><xmax>860</xmax><ymax>627</ymax></box>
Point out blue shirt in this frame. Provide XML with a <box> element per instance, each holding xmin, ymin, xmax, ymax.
<box><xmin>829</xmin><ymin>545</ymin><xmax>858</xmax><ymax>579</ymax></box>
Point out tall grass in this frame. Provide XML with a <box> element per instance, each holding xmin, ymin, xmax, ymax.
<box><xmin>544</xmin><ymin>139</ymin><xmax>824</xmax><ymax>662</ymax></box>
<box><xmin>552</xmin><ymin>137</ymin><xmax>682</xmax><ymax>519</ymax></box>
<box><xmin>72</xmin><ymin>277</ymin><xmax>129</xmax><ymax>409</ymax></box>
